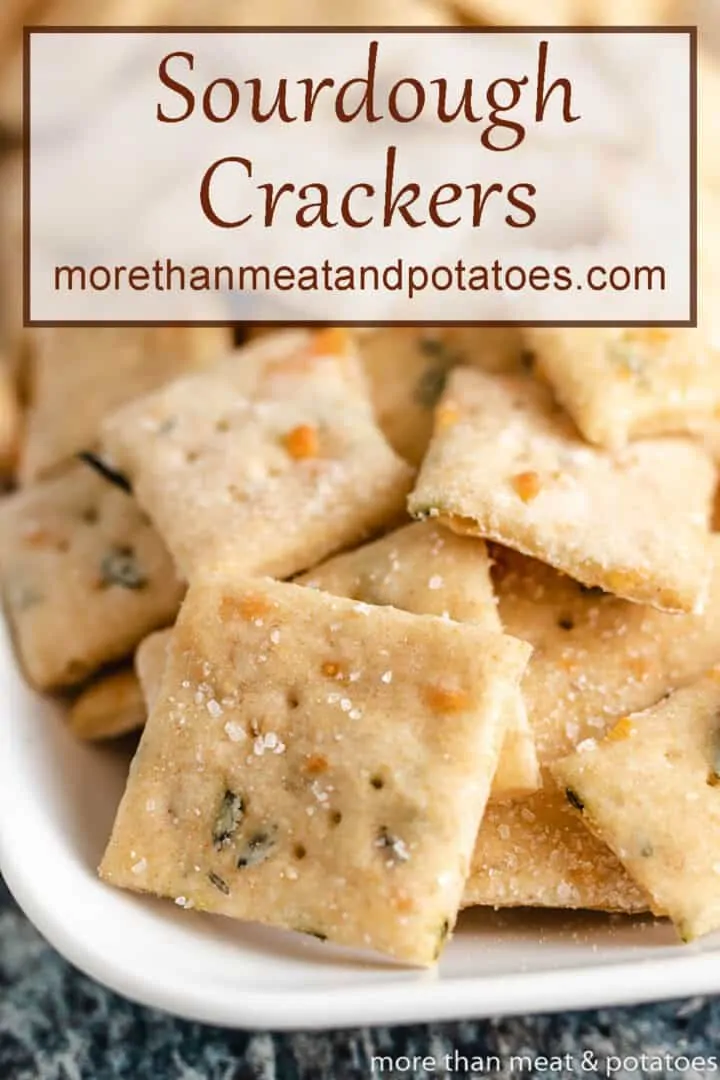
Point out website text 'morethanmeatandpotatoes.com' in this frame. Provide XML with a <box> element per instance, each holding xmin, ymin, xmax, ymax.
<box><xmin>52</xmin><ymin>258</ymin><xmax>667</xmax><ymax>303</ymax></box>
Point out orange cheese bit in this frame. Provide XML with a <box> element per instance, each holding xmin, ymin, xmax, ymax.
<box><xmin>321</xmin><ymin>660</ymin><xmax>346</xmax><ymax>680</ymax></box>
<box><xmin>605</xmin><ymin>716</ymin><xmax>636</xmax><ymax>743</ymax></box>
<box><xmin>422</xmin><ymin>683</ymin><xmax>470</xmax><ymax>714</ymax></box>
<box><xmin>284</xmin><ymin>424</ymin><xmax>320</xmax><ymax>460</ymax></box>
<box><xmin>435</xmin><ymin>402</ymin><xmax>460</xmax><ymax>432</ymax></box>
<box><xmin>303</xmin><ymin>754</ymin><xmax>329</xmax><ymax>775</ymax></box>
<box><xmin>310</xmin><ymin>327</ymin><xmax>351</xmax><ymax>358</ymax></box>
<box><xmin>220</xmin><ymin>594</ymin><xmax>271</xmax><ymax>622</ymax></box>
<box><xmin>511</xmin><ymin>471</ymin><xmax>542</xmax><ymax>503</ymax></box>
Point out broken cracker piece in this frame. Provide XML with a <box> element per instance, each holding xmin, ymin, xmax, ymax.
<box><xmin>100</xmin><ymin>574</ymin><xmax>530</xmax><ymax>966</ymax></box>
<box><xmin>299</xmin><ymin>521</ymin><xmax>539</xmax><ymax>798</ymax></box>
<box><xmin>102</xmin><ymin>337</ymin><xmax>412</xmax><ymax>581</ymax></box>
<box><xmin>0</xmin><ymin>462</ymin><xmax>184</xmax><ymax>690</ymax></box>
<box><xmin>409</xmin><ymin>368</ymin><xmax>714</xmax><ymax>614</ymax></box>
<box><xmin>69</xmin><ymin>667</ymin><xmax>146</xmax><ymax>741</ymax></box>
<box><xmin>551</xmin><ymin>672</ymin><xmax>720</xmax><ymax>941</ymax></box>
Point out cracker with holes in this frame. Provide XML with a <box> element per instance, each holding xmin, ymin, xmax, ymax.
<box><xmin>135</xmin><ymin>628</ymin><xmax>172</xmax><ymax>713</ymax></box>
<box><xmin>409</xmin><ymin>368</ymin><xmax>714</xmax><ymax>614</ymax></box>
<box><xmin>551</xmin><ymin>673</ymin><xmax>720</xmax><ymax>940</ymax></box>
<box><xmin>20</xmin><ymin>327</ymin><xmax>232</xmax><ymax>484</ymax></box>
<box><xmin>102</xmin><ymin>332</ymin><xmax>412</xmax><ymax>582</ymax></box>
<box><xmin>462</xmin><ymin>541</ymin><xmax>720</xmax><ymax>911</ymax></box>
<box><xmin>69</xmin><ymin>667</ymin><xmax>146</xmax><ymax>741</ymax></box>
<box><xmin>527</xmin><ymin>327</ymin><xmax>720</xmax><ymax>452</ymax></box>
<box><xmin>0</xmin><ymin>463</ymin><xmax>184</xmax><ymax>690</ymax></box>
<box><xmin>100</xmin><ymin>574</ymin><xmax>530</xmax><ymax>966</ymax></box>
<box><xmin>299</xmin><ymin>521</ymin><xmax>539</xmax><ymax>798</ymax></box>
<box><xmin>358</xmin><ymin>327</ymin><xmax>527</xmax><ymax>466</ymax></box>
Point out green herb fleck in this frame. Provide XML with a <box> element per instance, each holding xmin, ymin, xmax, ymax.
<box><xmin>212</xmin><ymin>790</ymin><xmax>244</xmax><ymax>850</ymax></box>
<box><xmin>77</xmin><ymin>451</ymin><xmax>132</xmax><ymax>495</ymax></box>
<box><xmin>414</xmin><ymin>365</ymin><xmax>449</xmax><ymax>409</ymax></box>
<box><xmin>297</xmin><ymin>928</ymin><xmax>327</xmax><ymax>942</ymax></box>
<box><xmin>237</xmin><ymin>830</ymin><xmax>276</xmax><ymax>869</ymax></box>
<box><xmin>100</xmin><ymin>546</ymin><xmax>147</xmax><ymax>590</ymax></box>
<box><xmin>565</xmin><ymin>788</ymin><xmax>585</xmax><ymax>812</ymax></box>
<box><xmin>433</xmin><ymin>918</ymin><xmax>451</xmax><ymax>960</ymax></box>
<box><xmin>207</xmin><ymin>871</ymin><xmax>230</xmax><ymax>895</ymax></box>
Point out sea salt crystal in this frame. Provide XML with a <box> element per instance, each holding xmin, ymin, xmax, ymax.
<box><xmin>381</xmin><ymin>670</ymin><xmax>393</xmax><ymax>684</ymax></box>
<box><xmin>206</xmin><ymin>699</ymin><xmax>223</xmax><ymax>718</ymax></box>
<box><xmin>340</xmin><ymin>698</ymin><xmax>352</xmax><ymax>713</ymax></box>
<box><xmin>224</xmin><ymin>721</ymin><xmax>245</xmax><ymax>742</ymax></box>
<box><xmin>349</xmin><ymin>708</ymin><xmax>362</xmax><ymax>720</ymax></box>
<box><xmin>428</xmin><ymin>575</ymin><xmax>444</xmax><ymax>590</ymax></box>
<box><xmin>131</xmin><ymin>858</ymin><xmax>147</xmax><ymax>875</ymax></box>
<box><xmin>270</xmin><ymin>628</ymin><xmax>281</xmax><ymax>644</ymax></box>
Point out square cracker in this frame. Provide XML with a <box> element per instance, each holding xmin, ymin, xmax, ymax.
<box><xmin>100</xmin><ymin>574</ymin><xmax>530</xmax><ymax>966</ymax></box>
<box><xmin>409</xmin><ymin>368</ymin><xmax>715</xmax><ymax>614</ymax></box>
<box><xmin>527</xmin><ymin>326</ymin><xmax>720</xmax><ymax>452</ymax></box>
<box><xmin>551</xmin><ymin>672</ymin><xmax>720</xmax><ymax>940</ymax></box>
<box><xmin>68</xmin><ymin>667</ymin><xmax>146</xmax><ymax>742</ymax></box>
<box><xmin>463</xmin><ymin>541</ymin><xmax>720</xmax><ymax>910</ymax></box>
<box><xmin>20</xmin><ymin>326</ymin><xmax>232</xmax><ymax>484</ymax></box>
<box><xmin>102</xmin><ymin>334</ymin><xmax>412</xmax><ymax>582</ymax></box>
<box><xmin>298</xmin><ymin>521</ymin><xmax>540</xmax><ymax>798</ymax></box>
<box><xmin>0</xmin><ymin>462</ymin><xmax>184</xmax><ymax>690</ymax></box>
<box><xmin>358</xmin><ymin>327</ymin><xmax>527</xmax><ymax>466</ymax></box>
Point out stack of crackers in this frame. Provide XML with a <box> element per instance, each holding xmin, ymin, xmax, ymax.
<box><xmin>1</xmin><ymin>0</ymin><xmax>720</xmax><ymax>967</ymax></box>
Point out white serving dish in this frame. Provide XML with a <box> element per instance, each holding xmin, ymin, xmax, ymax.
<box><xmin>1</xmin><ymin>620</ymin><xmax>718</xmax><ymax>1030</ymax></box>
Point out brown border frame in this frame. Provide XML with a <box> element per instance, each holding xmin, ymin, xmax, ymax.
<box><xmin>22</xmin><ymin>25</ymin><xmax>698</xmax><ymax>329</ymax></box>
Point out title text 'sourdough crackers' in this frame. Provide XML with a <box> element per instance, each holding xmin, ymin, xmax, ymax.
<box><xmin>462</xmin><ymin>541</ymin><xmax>720</xmax><ymax>911</ymax></box>
<box><xmin>299</xmin><ymin>521</ymin><xmax>540</xmax><ymax>799</ymax></box>
<box><xmin>101</xmin><ymin>333</ymin><xmax>412</xmax><ymax>582</ymax></box>
<box><xmin>552</xmin><ymin>673</ymin><xmax>720</xmax><ymax>941</ymax></box>
<box><xmin>101</xmin><ymin>574</ymin><xmax>530</xmax><ymax>966</ymax></box>
<box><xmin>409</xmin><ymin>368</ymin><xmax>714</xmax><ymax>614</ymax></box>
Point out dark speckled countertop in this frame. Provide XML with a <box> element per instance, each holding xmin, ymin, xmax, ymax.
<box><xmin>2</xmin><ymin>876</ymin><xmax>719</xmax><ymax>1080</ymax></box>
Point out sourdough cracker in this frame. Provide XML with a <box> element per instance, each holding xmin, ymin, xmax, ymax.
<box><xmin>299</xmin><ymin>521</ymin><xmax>540</xmax><ymax>798</ymax></box>
<box><xmin>551</xmin><ymin>673</ymin><xmax>720</xmax><ymax>940</ymax></box>
<box><xmin>135</xmin><ymin>627</ymin><xmax>172</xmax><ymax>713</ymax></box>
<box><xmin>100</xmin><ymin>574</ymin><xmax>530</xmax><ymax>966</ymax></box>
<box><xmin>69</xmin><ymin>667</ymin><xmax>146</xmax><ymax>741</ymax></box>
<box><xmin>463</xmin><ymin>542</ymin><xmax>720</xmax><ymax>910</ymax></box>
<box><xmin>21</xmin><ymin>327</ymin><xmax>232</xmax><ymax>484</ymax></box>
<box><xmin>358</xmin><ymin>327</ymin><xmax>527</xmax><ymax>465</ymax></box>
<box><xmin>102</xmin><ymin>334</ymin><xmax>412</xmax><ymax>581</ymax></box>
<box><xmin>528</xmin><ymin>327</ymin><xmax>720</xmax><ymax>452</ymax></box>
<box><xmin>462</xmin><ymin>786</ymin><xmax>649</xmax><ymax>912</ymax></box>
<box><xmin>409</xmin><ymin>368</ymin><xmax>714</xmax><ymax>613</ymax></box>
<box><xmin>0</xmin><ymin>462</ymin><xmax>184</xmax><ymax>690</ymax></box>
